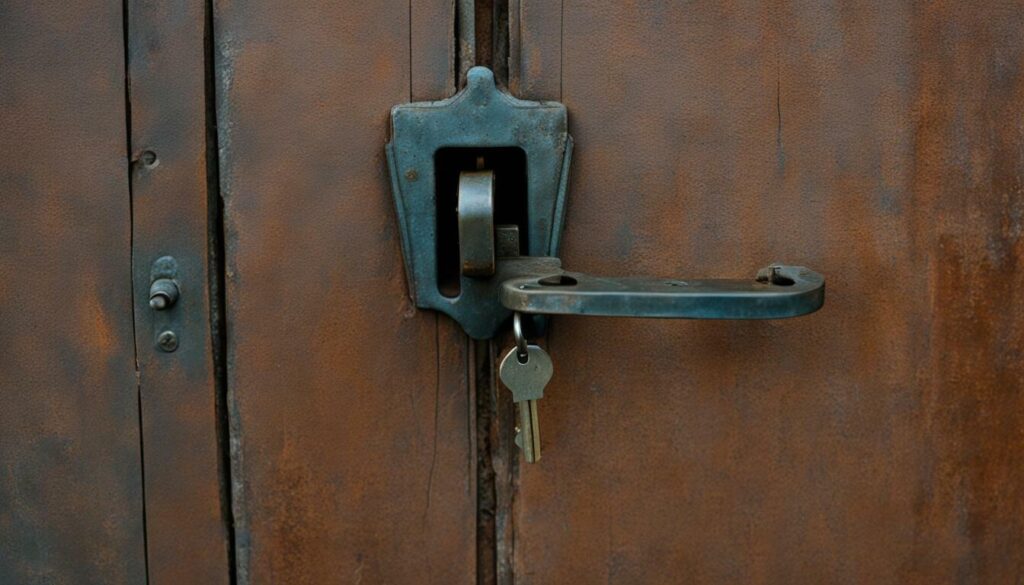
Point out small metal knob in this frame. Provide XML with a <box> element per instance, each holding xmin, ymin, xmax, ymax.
<box><xmin>149</xmin><ymin>278</ymin><xmax>179</xmax><ymax>310</ymax></box>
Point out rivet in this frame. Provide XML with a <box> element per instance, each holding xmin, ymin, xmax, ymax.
<box><xmin>140</xmin><ymin>150</ymin><xmax>158</xmax><ymax>168</ymax></box>
<box><xmin>157</xmin><ymin>330</ymin><xmax>178</xmax><ymax>352</ymax></box>
<box><xmin>405</xmin><ymin>169</ymin><xmax>418</xmax><ymax>181</ymax></box>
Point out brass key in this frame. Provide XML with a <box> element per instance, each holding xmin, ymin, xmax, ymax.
<box><xmin>518</xmin><ymin>397</ymin><xmax>541</xmax><ymax>463</ymax></box>
<box><xmin>499</xmin><ymin>344</ymin><xmax>552</xmax><ymax>462</ymax></box>
<box><xmin>499</xmin><ymin>313</ymin><xmax>553</xmax><ymax>463</ymax></box>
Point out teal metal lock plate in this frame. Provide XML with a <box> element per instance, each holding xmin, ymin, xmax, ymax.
<box><xmin>387</xmin><ymin>67</ymin><xmax>573</xmax><ymax>338</ymax></box>
<box><xmin>387</xmin><ymin>67</ymin><xmax>824</xmax><ymax>339</ymax></box>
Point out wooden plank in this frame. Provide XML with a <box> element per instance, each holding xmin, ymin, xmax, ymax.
<box><xmin>126</xmin><ymin>0</ymin><xmax>232</xmax><ymax>582</ymax></box>
<box><xmin>514</xmin><ymin>1</ymin><xmax>1024</xmax><ymax>583</ymax></box>
<box><xmin>214</xmin><ymin>1</ymin><xmax>474</xmax><ymax>582</ymax></box>
<box><xmin>0</xmin><ymin>1</ymin><xmax>147</xmax><ymax>583</ymax></box>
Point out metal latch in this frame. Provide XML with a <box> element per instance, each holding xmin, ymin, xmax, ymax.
<box><xmin>386</xmin><ymin>67</ymin><xmax>824</xmax><ymax>339</ymax></box>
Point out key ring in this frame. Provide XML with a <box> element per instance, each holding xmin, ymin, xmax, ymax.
<box><xmin>512</xmin><ymin>312</ymin><xmax>529</xmax><ymax>361</ymax></box>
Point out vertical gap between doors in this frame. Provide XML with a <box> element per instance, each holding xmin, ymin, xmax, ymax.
<box><xmin>463</xmin><ymin>2</ymin><xmax>513</xmax><ymax>584</ymax></box>
<box><xmin>204</xmin><ymin>0</ymin><xmax>237</xmax><ymax>582</ymax></box>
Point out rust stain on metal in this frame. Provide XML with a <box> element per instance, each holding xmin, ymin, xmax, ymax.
<box><xmin>510</xmin><ymin>1</ymin><xmax>1024</xmax><ymax>583</ymax></box>
<box><xmin>0</xmin><ymin>1</ymin><xmax>146</xmax><ymax>582</ymax></box>
<box><xmin>214</xmin><ymin>0</ymin><xmax>474</xmax><ymax>582</ymax></box>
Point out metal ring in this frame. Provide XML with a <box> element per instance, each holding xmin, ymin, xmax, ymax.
<box><xmin>512</xmin><ymin>312</ymin><xmax>529</xmax><ymax>359</ymax></box>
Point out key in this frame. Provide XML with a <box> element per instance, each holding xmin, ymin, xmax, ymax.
<box><xmin>499</xmin><ymin>344</ymin><xmax>553</xmax><ymax>463</ymax></box>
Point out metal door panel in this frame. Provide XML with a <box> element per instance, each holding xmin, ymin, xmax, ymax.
<box><xmin>0</xmin><ymin>2</ymin><xmax>147</xmax><ymax>582</ymax></box>
<box><xmin>213</xmin><ymin>2</ymin><xmax>475</xmax><ymax>582</ymax></box>
<box><xmin>510</xmin><ymin>2</ymin><xmax>1024</xmax><ymax>583</ymax></box>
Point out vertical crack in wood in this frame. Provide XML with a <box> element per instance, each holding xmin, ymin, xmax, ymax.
<box><xmin>475</xmin><ymin>339</ymin><xmax>497</xmax><ymax>584</ymax></box>
<box><xmin>478</xmin><ymin>336</ymin><xmax>516</xmax><ymax>585</ymax></box>
<box><xmin>493</xmin><ymin>336</ymin><xmax>517</xmax><ymax>585</ymax></box>
<box><xmin>120</xmin><ymin>1</ymin><xmax>150</xmax><ymax>580</ymax></box>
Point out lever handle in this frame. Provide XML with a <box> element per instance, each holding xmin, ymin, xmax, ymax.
<box><xmin>386</xmin><ymin>69</ymin><xmax>825</xmax><ymax>338</ymax></box>
<box><xmin>501</xmin><ymin>265</ymin><xmax>824</xmax><ymax>319</ymax></box>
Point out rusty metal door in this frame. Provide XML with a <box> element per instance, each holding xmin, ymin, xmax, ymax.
<box><xmin>215</xmin><ymin>1</ymin><xmax>1024</xmax><ymax>583</ymax></box>
<box><xmin>0</xmin><ymin>4</ymin><xmax>147</xmax><ymax>582</ymax></box>
<box><xmin>4</xmin><ymin>1</ymin><xmax>1023</xmax><ymax>584</ymax></box>
<box><xmin>506</xmin><ymin>3</ymin><xmax>1024</xmax><ymax>583</ymax></box>
<box><xmin>214</xmin><ymin>1</ymin><xmax>1024</xmax><ymax>584</ymax></box>
<box><xmin>213</xmin><ymin>2</ymin><xmax>476</xmax><ymax>583</ymax></box>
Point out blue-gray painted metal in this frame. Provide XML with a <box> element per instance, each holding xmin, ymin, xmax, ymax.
<box><xmin>387</xmin><ymin>66</ymin><xmax>572</xmax><ymax>339</ymax></box>
<box><xmin>501</xmin><ymin>265</ymin><xmax>825</xmax><ymax>319</ymax></box>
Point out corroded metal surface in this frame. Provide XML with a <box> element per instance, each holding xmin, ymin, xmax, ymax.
<box><xmin>214</xmin><ymin>1</ymin><xmax>474</xmax><ymax>582</ymax></box>
<box><xmin>511</xmin><ymin>1</ymin><xmax>1024</xmax><ymax>583</ymax></box>
<box><xmin>0</xmin><ymin>1</ymin><xmax>146</xmax><ymax>582</ymax></box>
<box><xmin>126</xmin><ymin>0</ymin><xmax>233</xmax><ymax>581</ymax></box>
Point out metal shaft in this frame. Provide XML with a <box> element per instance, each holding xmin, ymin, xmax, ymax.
<box><xmin>518</xmin><ymin>399</ymin><xmax>541</xmax><ymax>463</ymax></box>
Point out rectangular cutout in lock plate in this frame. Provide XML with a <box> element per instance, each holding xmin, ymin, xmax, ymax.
<box><xmin>434</xmin><ymin>147</ymin><xmax>528</xmax><ymax>298</ymax></box>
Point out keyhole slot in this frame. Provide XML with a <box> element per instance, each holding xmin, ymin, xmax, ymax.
<box><xmin>538</xmin><ymin>274</ymin><xmax>577</xmax><ymax>286</ymax></box>
<box><xmin>770</xmin><ymin>274</ymin><xmax>796</xmax><ymax>286</ymax></box>
<box><xmin>758</xmin><ymin>268</ymin><xmax>796</xmax><ymax>286</ymax></box>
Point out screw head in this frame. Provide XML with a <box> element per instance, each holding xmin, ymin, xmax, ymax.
<box><xmin>157</xmin><ymin>330</ymin><xmax>178</xmax><ymax>352</ymax></box>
